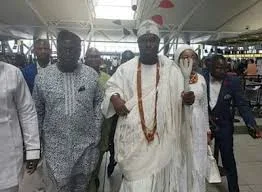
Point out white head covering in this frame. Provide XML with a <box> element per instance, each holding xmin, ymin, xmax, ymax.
<box><xmin>137</xmin><ymin>20</ymin><xmax>160</xmax><ymax>38</ymax></box>
<box><xmin>174</xmin><ymin>45</ymin><xmax>195</xmax><ymax>64</ymax></box>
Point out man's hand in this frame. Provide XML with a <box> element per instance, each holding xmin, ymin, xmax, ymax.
<box><xmin>207</xmin><ymin>131</ymin><xmax>213</xmax><ymax>145</ymax></box>
<box><xmin>248</xmin><ymin>125</ymin><xmax>262</xmax><ymax>139</ymax></box>
<box><xmin>255</xmin><ymin>128</ymin><xmax>262</xmax><ymax>138</ymax></box>
<box><xmin>110</xmin><ymin>94</ymin><xmax>130</xmax><ymax>116</ymax></box>
<box><xmin>182</xmin><ymin>91</ymin><xmax>195</xmax><ymax>105</ymax></box>
<box><xmin>26</xmin><ymin>159</ymin><xmax>39</xmax><ymax>175</ymax></box>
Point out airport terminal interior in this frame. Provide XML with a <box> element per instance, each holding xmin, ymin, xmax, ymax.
<box><xmin>1</xmin><ymin>0</ymin><xmax>262</xmax><ymax>192</ymax></box>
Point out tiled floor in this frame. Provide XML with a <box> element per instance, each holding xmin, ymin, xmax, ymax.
<box><xmin>21</xmin><ymin>117</ymin><xmax>262</xmax><ymax>192</ymax></box>
<box><xmin>206</xmin><ymin>134</ymin><xmax>262</xmax><ymax>192</ymax></box>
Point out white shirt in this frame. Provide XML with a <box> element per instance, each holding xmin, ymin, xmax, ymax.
<box><xmin>209</xmin><ymin>75</ymin><xmax>222</xmax><ymax>110</ymax></box>
<box><xmin>0</xmin><ymin>62</ymin><xmax>40</xmax><ymax>189</ymax></box>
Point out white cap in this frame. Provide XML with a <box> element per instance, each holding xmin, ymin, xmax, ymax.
<box><xmin>174</xmin><ymin>45</ymin><xmax>195</xmax><ymax>64</ymax></box>
<box><xmin>137</xmin><ymin>20</ymin><xmax>160</xmax><ymax>38</ymax></box>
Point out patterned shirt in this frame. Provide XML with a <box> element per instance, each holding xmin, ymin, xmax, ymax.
<box><xmin>33</xmin><ymin>64</ymin><xmax>103</xmax><ymax>185</ymax></box>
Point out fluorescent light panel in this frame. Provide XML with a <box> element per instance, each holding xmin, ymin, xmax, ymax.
<box><xmin>95</xmin><ymin>0</ymin><xmax>134</xmax><ymax>20</ymax></box>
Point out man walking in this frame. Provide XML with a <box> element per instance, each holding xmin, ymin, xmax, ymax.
<box><xmin>102</xmin><ymin>20</ymin><xmax>195</xmax><ymax>192</ymax></box>
<box><xmin>204</xmin><ymin>54</ymin><xmax>262</xmax><ymax>192</ymax></box>
<box><xmin>33</xmin><ymin>30</ymin><xmax>103</xmax><ymax>192</ymax></box>
<box><xmin>0</xmin><ymin>61</ymin><xmax>40</xmax><ymax>192</ymax></box>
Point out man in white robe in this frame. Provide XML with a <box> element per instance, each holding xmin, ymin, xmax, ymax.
<box><xmin>0</xmin><ymin>61</ymin><xmax>40</xmax><ymax>192</ymax></box>
<box><xmin>101</xmin><ymin>20</ymin><xmax>195</xmax><ymax>192</ymax></box>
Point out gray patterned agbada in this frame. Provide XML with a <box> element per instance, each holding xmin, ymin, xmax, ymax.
<box><xmin>33</xmin><ymin>64</ymin><xmax>103</xmax><ymax>190</ymax></box>
<box><xmin>32</xmin><ymin>30</ymin><xmax>103</xmax><ymax>191</ymax></box>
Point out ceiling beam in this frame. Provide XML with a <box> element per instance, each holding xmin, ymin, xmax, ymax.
<box><xmin>84</xmin><ymin>0</ymin><xmax>95</xmax><ymax>24</ymax></box>
<box><xmin>159</xmin><ymin>0</ymin><xmax>208</xmax><ymax>52</ymax></box>
<box><xmin>84</xmin><ymin>0</ymin><xmax>95</xmax><ymax>47</ymax></box>
<box><xmin>24</xmin><ymin>0</ymin><xmax>57</xmax><ymax>37</ymax></box>
<box><xmin>215</xmin><ymin>0</ymin><xmax>262</xmax><ymax>31</ymax></box>
<box><xmin>0</xmin><ymin>23</ymin><xmax>243</xmax><ymax>34</ymax></box>
<box><xmin>24</xmin><ymin>0</ymin><xmax>47</xmax><ymax>26</ymax></box>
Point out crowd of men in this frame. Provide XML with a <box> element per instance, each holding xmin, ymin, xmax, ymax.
<box><xmin>1</xmin><ymin>20</ymin><xmax>262</xmax><ymax>192</ymax></box>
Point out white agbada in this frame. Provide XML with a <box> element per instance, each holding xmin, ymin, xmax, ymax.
<box><xmin>189</xmin><ymin>75</ymin><xmax>209</xmax><ymax>192</ymax></box>
<box><xmin>175</xmin><ymin>46</ymin><xmax>209</xmax><ymax>192</ymax></box>
<box><xmin>0</xmin><ymin>62</ymin><xmax>40</xmax><ymax>190</ymax></box>
<box><xmin>102</xmin><ymin>55</ymin><xmax>192</xmax><ymax>192</ymax></box>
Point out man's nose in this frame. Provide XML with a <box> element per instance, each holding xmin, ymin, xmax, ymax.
<box><xmin>146</xmin><ymin>41</ymin><xmax>152</xmax><ymax>48</ymax></box>
<box><xmin>40</xmin><ymin>49</ymin><xmax>48</xmax><ymax>54</ymax></box>
<box><xmin>65</xmin><ymin>49</ymin><xmax>71</xmax><ymax>55</ymax></box>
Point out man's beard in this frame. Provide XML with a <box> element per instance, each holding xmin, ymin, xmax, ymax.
<box><xmin>37</xmin><ymin>57</ymin><xmax>50</xmax><ymax>68</ymax></box>
<box><xmin>57</xmin><ymin>59</ymin><xmax>78</xmax><ymax>72</ymax></box>
<box><xmin>139</xmin><ymin>54</ymin><xmax>158</xmax><ymax>65</ymax></box>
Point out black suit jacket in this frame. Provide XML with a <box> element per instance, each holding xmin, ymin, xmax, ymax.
<box><xmin>203</xmin><ymin>73</ymin><xmax>256</xmax><ymax>132</ymax></box>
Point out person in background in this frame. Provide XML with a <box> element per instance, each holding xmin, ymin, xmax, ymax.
<box><xmin>22</xmin><ymin>39</ymin><xmax>51</xmax><ymax>93</ymax></box>
<box><xmin>120</xmin><ymin>50</ymin><xmax>135</xmax><ymax>64</ymax></box>
<box><xmin>238</xmin><ymin>59</ymin><xmax>247</xmax><ymax>75</ymax></box>
<box><xmin>0</xmin><ymin>61</ymin><xmax>40</xmax><ymax>192</ymax></box>
<box><xmin>21</xmin><ymin>39</ymin><xmax>52</xmax><ymax>192</ymax></box>
<box><xmin>108</xmin><ymin>57</ymin><xmax>120</xmax><ymax>75</ymax></box>
<box><xmin>107</xmin><ymin>50</ymin><xmax>135</xmax><ymax>177</ymax></box>
<box><xmin>204</xmin><ymin>54</ymin><xmax>262</xmax><ymax>192</ymax></box>
<box><xmin>201</xmin><ymin>56</ymin><xmax>211</xmax><ymax>76</ymax></box>
<box><xmin>85</xmin><ymin>48</ymin><xmax>111</xmax><ymax>89</ymax></box>
<box><xmin>33</xmin><ymin>30</ymin><xmax>103</xmax><ymax>192</ymax></box>
<box><xmin>101</xmin><ymin>20</ymin><xmax>195</xmax><ymax>192</ymax></box>
<box><xmin>175</xmin><ymin>45</ymin><xmax>210</xmax><ymax>192</ymax></box>
<box><xmin>244</xmin><ymin>59</ymin><xmax>257</xmax><ymax>76</ymax></box>
<box><xmin>84</xmin><ymin>47</ymin><xmax>111</xmax><ymax>191</ymax></box>
<box><xmin>34</xmin><ymin>39</ymin><xmax>52</xmax><ymax>69</ymax></box>
<box><xmin>14</xmin><ymin>54</ymin><xmax>27</xmax><ymax>69</ymax></box>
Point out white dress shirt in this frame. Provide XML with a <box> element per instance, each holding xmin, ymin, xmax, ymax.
<box><xmin>209</xmin><ymin>75</ymin><xmax>222</xmax><ymax>110</ymax></box>
<box><xmin>0</xmin><ymin>62</ymin><xmax>40</xmax><ymax>189</ymax></box>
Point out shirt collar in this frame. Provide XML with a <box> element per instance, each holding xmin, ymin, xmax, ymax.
<box><xmin>36</xmin><ymin>61</ymin><xmax>51</xmax><ymax>69</ymax></box>
<box><xmin>209</xmin><ymin>74</ymin><xmax>222</xmax><ymax>83</ymax></box>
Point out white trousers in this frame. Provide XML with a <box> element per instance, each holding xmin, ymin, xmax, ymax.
<box><xmin>0</xmin><ymin>186</ymin><xmax>19</xmax><ymax>192</ymax></box>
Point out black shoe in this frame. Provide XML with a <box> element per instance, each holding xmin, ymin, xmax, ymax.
<box><xmin>95</xmin><ymin>178</ymin><xmax>100</xmax><ymax>189</ymax></box>
<box><xmin>233</xmin><ymin>119</ymin><xmax>240</xmax><ymax>123</ymax></box>
<box><xmin>218</xmin><ymin>166</ymin><xmax>227</xmax><ymax>177</ymax></box>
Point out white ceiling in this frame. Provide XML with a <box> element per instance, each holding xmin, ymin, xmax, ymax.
<box><xmin>0</xmin><ymin>0</ymin><xmax>41</xmax><ymax>26</ymax></box>
<box><xmin>0</xmin><ymin>0</ymin><xmax>262</xmax><ymax>44</ymax></box>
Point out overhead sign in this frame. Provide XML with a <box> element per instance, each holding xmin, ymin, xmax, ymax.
<box><xmin>224</xmin><ymin>54</ymin><xmax>262</xmax><ymax>58</ymax></box>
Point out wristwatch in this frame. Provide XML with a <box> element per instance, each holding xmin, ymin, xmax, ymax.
<box><xmin>110</xmin><ymin>93</ymin><xmax>120</xmax><ymax>101</ymax></box>
<box><xmin>111</xmin><ymin>93</ymin><xmax>120</xmax><ymax>97</ymax></box>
